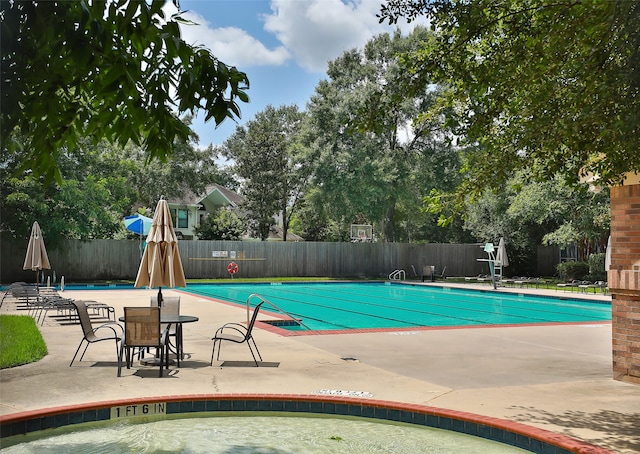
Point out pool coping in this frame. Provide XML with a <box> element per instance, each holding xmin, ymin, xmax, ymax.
<box><xmin>0</xmin><ymin>394</ymin><xmax>614</xmax><ymax>453</ymax></box>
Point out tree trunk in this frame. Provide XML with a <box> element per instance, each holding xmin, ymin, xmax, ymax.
<box><xmin>382</xmin><ymin>204</ymin><xmax>395</xmax><ymax>242</ymax></box>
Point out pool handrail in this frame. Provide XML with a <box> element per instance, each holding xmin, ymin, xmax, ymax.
<box><xmin>247</xmin><ymin>293</ymin><xmax>312</xmax><ymax>331</ymax></box>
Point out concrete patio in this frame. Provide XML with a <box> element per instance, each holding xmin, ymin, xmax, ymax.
<box><xmin>1</xmin><ymin>284</ymin><xmax>638</xmax><ymax>453</ymax></box>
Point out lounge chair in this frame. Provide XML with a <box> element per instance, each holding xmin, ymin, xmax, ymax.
<box><xmin>557</xmin><ymin>280</ymin><xmax>581</xmax><ymax>292</ymax></box>
<box><xmin>498</xmin><ymin>277</ymin><xmax>515</xmax><ymax>287</ymax></box>
<box><xmin>118</xmin><ymin>306</ymin><xmax>169</xmax><ymax>377</ymax></box>
<box><xmin>513</xmin><ymin>277</ymin><xmax>543</xmax><ymax>289</ymax></box>
<box><xmin>69</xmin><ymin>300</ymin><xmax>123</xmax><ymax>372</ymax></box>
<box><xmin>4</xmin><ymin>283</ymin><xmax>41</xmax><ymax>312</ymax></box>
<box><xmin>579</xmin><ymin>281</ymin><xmax>607</xmax><ymax>294</ymax></box>
<box><xmin>84</xmin><ymin>300</ymin><xmax>116</xmax><ymax>321</ymax></box>
<box><xmin>465</xmin><ymin>274</ymin><xmax>488</xmax><ymax>282</ymax></box>
<box><xmin>211</xmin><ymin>302</ymin><xmax>264</xmax><ymax>367</ymax></box>
<box><xmin>35</xmin><ymin>295</ymin><xmax>76</xmax><ymax>325</ymax></box>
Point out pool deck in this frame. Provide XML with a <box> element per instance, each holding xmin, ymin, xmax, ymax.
<box><xmin>1</xmin><ymin>282</ymin><xmax>639</xmax><ymax>453</ymax></box>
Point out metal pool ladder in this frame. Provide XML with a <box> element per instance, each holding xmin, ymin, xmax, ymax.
<box><xmin>246</xmin><ymin>293</ymin><xmax>311</xmax><ymax>331</ymax></box>
<box><xmin>389</xmin><ymin>269</ymin><xmax>406</xmax><ymax>280</ymax></box>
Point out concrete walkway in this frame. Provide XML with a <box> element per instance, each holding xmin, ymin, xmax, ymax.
<box><xmin>1</xmin><ymin>284</ymin><xmax>639</xmax><ymax>453</ymax></box>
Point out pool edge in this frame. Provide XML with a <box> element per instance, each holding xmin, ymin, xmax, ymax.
<box><xmin>0</xmin><ymin>394</ymin><xmax>613</xmax><ymax>454</ymax></box>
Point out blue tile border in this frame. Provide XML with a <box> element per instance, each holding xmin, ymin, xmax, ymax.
<box><xmin>0</xmin><ymin>395</ymin><xmax>610</xmax><ymax>454</ymax></box>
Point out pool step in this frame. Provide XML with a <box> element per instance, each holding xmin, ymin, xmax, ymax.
<box><xmin>262</xmin><ymin>318</ymin><xmax>302</xmax><ymax>327</ymax></box>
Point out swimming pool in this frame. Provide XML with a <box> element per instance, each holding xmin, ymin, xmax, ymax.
<box><xmin>184</xmin><ymin>282</ymin><xmax>611</xmax><ymax>332</ymax></box>
<box><xmin>1</xmin><ymin>414</ymin><xmax>531</xmax><ymax>453</ymax></box>
<box><xmin>1</xmin><ymin>395</ymin><xmax>606</xmax><ymax>453</ymax></box>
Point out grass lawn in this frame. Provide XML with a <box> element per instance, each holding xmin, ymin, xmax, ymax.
<box><xmin>0</xmin><ymin>314</ymin><xmax>48</xmax><ymax>369</ymax></box>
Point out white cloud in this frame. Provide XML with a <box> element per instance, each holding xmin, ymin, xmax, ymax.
<box><xmin>263</xmin><ymin>0</ymin><xmax>395</xmax><ymax>73</ymax></box>
<box><xmin>167</xmin><ymin>0</ymin><xmax>428</xmax><ymax>73</ymax></box>
<box><xmin>166</xmin><ymin>5</ymin><xmax>291</xmax><ymax>68</ymax></box>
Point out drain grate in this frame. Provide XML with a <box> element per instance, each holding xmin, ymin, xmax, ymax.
<box><xmin>314</xmin><ymin>389</ymin><xmax>373</xmax><ymax>398</ymax></box>
<box><xmin>262</xmin><ymin>319</ymin><xmax>302</xmax><ymax>327</ymax></box>
<box><xmin>341</xmin><ymin>357</ymin><xmax>360</xmax><ymax>362</ymax></box>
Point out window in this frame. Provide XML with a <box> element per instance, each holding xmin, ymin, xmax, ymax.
<box><xmin>560</xmin><ymin>244</ymin><xmax>578</xmax><ymax>262</ymax></box>
<box><xmin>170</xmin><ymin>208</ymin><xmax>189</xmax><ymax>229</ymax></box>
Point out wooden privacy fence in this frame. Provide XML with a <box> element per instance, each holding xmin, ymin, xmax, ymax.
<box><xmin>1</xmin><ymin>238</ymin><xmax>498</xmax><ymax>283</ymax></box>
<box><xmin>1</xmin><ymin>237</ymin><xmax>559</xmax><ymax>283</ymax></box>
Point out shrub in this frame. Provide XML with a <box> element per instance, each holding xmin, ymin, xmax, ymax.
<box><xmin>588</xmin><ymin>253</ymin><xmax>606</xmax><ymax>273</ymax></box>
<box><xmin>194</xmin><ymin>208</ymin><xmax>245</xmax><ymax>240</ymax></box>
<box><xmin>556</xmin><ymin>261</ymin><xmax>590</xmax><ymax>281</ymax></box>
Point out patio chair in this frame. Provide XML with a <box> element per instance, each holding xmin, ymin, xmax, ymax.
<box><xmin>151</xmin><ymin>296</ymin><xmax>181</xmax><ymax>360</ymax></box>
<box><xmin>150</xmin><ymin>296</ymin><xmax>180</xmax><ymax>335</ymax></box>
<box><xmin>69</xmin><ymin>300</ymin><xmax>123</xmax><ymax>371</ymax></box>
<box><xmin>118</xmin><ymin>306</ymin><xmax>169</xmax><ymax>377</ymax></box>
<box><xmin>211</xmin><ymin>302</ymin><xmax>264</xmax><ymax>367</ymax></box>
<box><xmin>421</xmin><ymin>265</ymin><xmax>446</xmax><ymax>282</ymax></box>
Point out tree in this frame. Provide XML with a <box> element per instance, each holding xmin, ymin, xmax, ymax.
<box><xmin>1</xmin><ymin>0</ymin><xmax>249</xmax><ymax>184</ymax></box>
<box><xmin>223</xmin><ymin>105</ymin><xmax>308</xmax><ymax>241</ymax></box>
<box><xmin>122</xmin><ymin>116</ymin><xmax>231</xmax><ymax>209</ymax></box>
<box><xmin>463</xmin><ymin>172</ymin><xmax>610</xmax><ymax>274</ymax></box>
<box><xmin>0</xmin><ymin>134</ymin><xmax>229</xmax><ymax>247</ymax></box>
<box><xmin>1</xmin><ymin>140</ymin><xmax>134</xmax><ymax>248</ymax></box>
<box><xmin>379</xmin><ymin>0</ymin><xmax>640</xmax><ymax>198</ymax></box>
<box><xmin>304</xmin><ymin>27</ymin><xmax>462</xmax><ymax>242</ymax></box>
<box><xmin>510</xmin><ymin>176</ymin><xmax>610</xmax><ymax>261</ymax></box>
<box><xmin>194</xmin><ymin>208</ymin><xmax>244</xmax><ymax>240</ymax></box>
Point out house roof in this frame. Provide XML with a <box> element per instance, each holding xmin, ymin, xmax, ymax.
<box><xmin>269</xmin><ymin>225</ymin><xmax>304</xmax><ymax>242</ymax></box>
<box><xmin>167</xmin><ymin>184</ymin><xmax>244</xmax><ymax>208</ymax></box>
<box><xmin>198</xmin><ymin>184</ymin><xmax>244</xmax><ymax>207</ymax></box>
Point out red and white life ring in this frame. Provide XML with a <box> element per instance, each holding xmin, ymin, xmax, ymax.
<box><xmin>227</xmin><ymin>261</ymin><xmax>239</xmax><ymax>275</ymax></box>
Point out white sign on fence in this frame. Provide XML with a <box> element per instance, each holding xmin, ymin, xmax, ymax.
<box><xmin>212</xmin><ymin>250</ymin><xmax>229</xmax><ymax>258</ymax></box>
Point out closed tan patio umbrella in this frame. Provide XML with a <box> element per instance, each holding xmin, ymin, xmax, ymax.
<box><xmin>23</xmin><ymin>221</ymin><xmax>51</xmax><ymax>286</ymax></box>
<box><xmin>496</xmin><ymin>237</ymin><xmax>509</xmax><ymax>268</ymax></box>
<box><xmin>134</xmin><ymin>199</ymin><xmax>186</xmax><ymax>305</ymax></box>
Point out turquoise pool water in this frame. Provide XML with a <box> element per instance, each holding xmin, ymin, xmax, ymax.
<box><xmin>1</xmin><ymin>414</ymin><xmax>529</xmax><ymax>453</ymax></box>
<box><xmin>184</xmin><ymin>282</ymin><xmax>611</xmax><ymax>331</ymax></box>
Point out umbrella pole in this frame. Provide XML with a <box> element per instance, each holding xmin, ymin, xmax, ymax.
<box><xmin>157</xmin><ymin>287</ymin><xmax>163</xmax><ymax>307</ymax></box>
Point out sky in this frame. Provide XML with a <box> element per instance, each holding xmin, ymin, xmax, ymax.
<box><xmin>165</xmin><ymin>0</ymin><xmax>425</xmax><ymax>148</ymax></box>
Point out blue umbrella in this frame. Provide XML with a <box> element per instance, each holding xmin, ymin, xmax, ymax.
<box><xmin>124</xmin><ymin>214</ymin><xmax>152</xmax><ymax>236</ymax></box>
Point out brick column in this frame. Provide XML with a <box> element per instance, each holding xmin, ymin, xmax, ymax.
<box><xmin>609</xmin><ymin>183</ymin><xmax>640</xmax><ymax>384</ymax></box>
